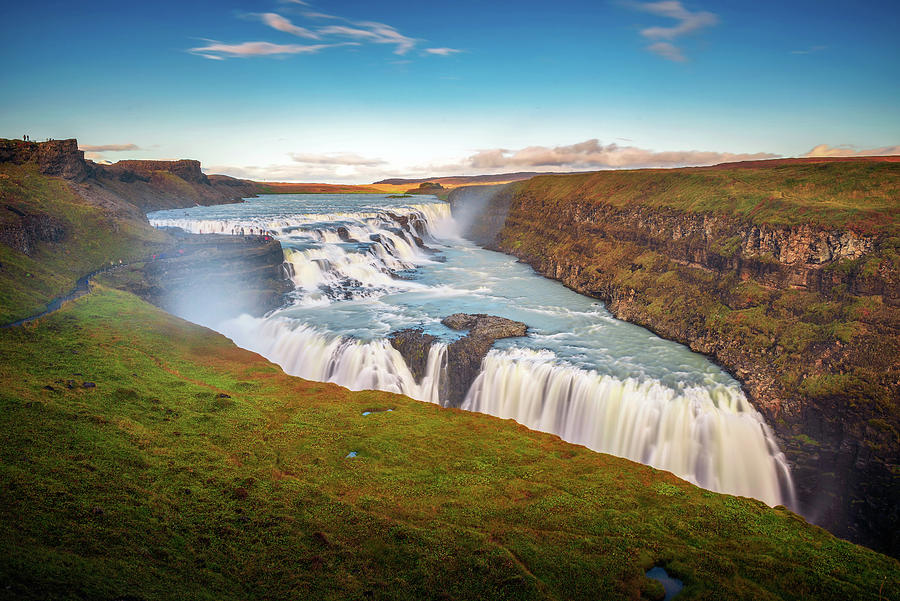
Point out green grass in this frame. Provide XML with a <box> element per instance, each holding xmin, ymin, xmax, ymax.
<box><xmin>0</xmin><ymin>163</ymin><xmax>168</xmax><ymax>322</ymax></box>
<box><xmin>0</xmin><ymin>287</ymin><xmax>897</xmax><ymax>600</ymax></box>
<box><xmin>517</xmin><ymin>161</ymin><xmax>900</xmax><ymax>231</ymax></box>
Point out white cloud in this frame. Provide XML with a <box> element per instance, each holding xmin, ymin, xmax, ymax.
<box><xmin>791</xmin><ymin>45</ymin><xmax>826</xmax><ymax>55</ymax></box>
<box><xmin>196</xmin><ymin>6</ymin><xmax>447</xmax><ymax>60</ymax></box>
<box><xmin>627</xmin><ymin>1</ymin><xmax>718</xmax><ymax>62</ymax></box>
<box><xmin>435</xmin><ymin>139</ymin><xmax>778</xmax><ymax>172</ymax></box>
<box><xmin>260</xmin><ymin>13</ymin><xmax>320</xmax><ymax>39</ymax></box>
<box><xmin>803</xmin><ymin>144</ymin><xmax>900</xmax><ymax>157</ymax></box>
<box><xmin>205</xmin><ymin>161</ymin><xmax>407</xmax><ymax>184</ymax></box>
<box><xmin>189</xmin><ymin>41</ymin><xmax>355</xmax><ymax>59</ymax></box>
<box><xmin>424</xmin><ymin>47</ymin><xmax>463</xmax><ymax>56</ymax></box>
<box><xmin>317</xmin><ymin>21</ymin><xmax>417</xmax><ymax>55</ymax></box>
<box><xmin>79</xmin><ymin>144</ymin><xmax>141</xmax><ymax>152</ymax></box>
<box><xmin>289</xmin><ymin>152</ymin><xmax>387</xmax><ymax>167</ymax></box>
<box><xmin>647</xmin><ymin>41</ymin><xmax>685</xmax><ymax>62</ymax></box>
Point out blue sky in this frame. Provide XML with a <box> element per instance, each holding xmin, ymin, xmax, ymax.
<box><xmin>2</xmin><ymin>0</ymin><xmax>899</xmax><ymax>182</ymax></box>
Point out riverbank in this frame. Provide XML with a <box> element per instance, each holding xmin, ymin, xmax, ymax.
<box><xmin>1</xmin><ymin>287</ymin><xmax>897</xmax><ymax>600</ymax></box>
<box><xmin>448</xmin><ymin>158</ymin><xmax>900</xmax><ymax>556</ymax></box>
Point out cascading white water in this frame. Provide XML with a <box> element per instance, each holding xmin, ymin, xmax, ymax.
<box><xmin>148</xmin><ymin>194</ymin><xmax>795</xmax><ymax>509</ymax></box>
<box><xmin>219</xmin><ymin>315</ymin><xmax>447</xmax><ymax>403</ymax></box>
<box><xmin>462</xmin><ymin>348</ymin><xmax>795</xmax><ymax>507</ymax></box>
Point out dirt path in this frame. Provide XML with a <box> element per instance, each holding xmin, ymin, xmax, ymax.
<box><xmin>1</xmin><ymin>263</ymin><xmax>126</xmax><ymax>328</ymax></box>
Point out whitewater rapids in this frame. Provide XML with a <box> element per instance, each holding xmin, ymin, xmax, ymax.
<box><xmin>149</xmin><ymin>194</ymin><xmax>795</xmax><ymax>508</ymax></box>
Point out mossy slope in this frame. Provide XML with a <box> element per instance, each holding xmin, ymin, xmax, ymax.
<box><xmin>0</xmin><ymin>162</ymin><xmax>168</xmax><ymax>323</ymax></box>
<box><xmin>0</xmin><ymin>288</ymin><xmax>897</xmax><ymax>600</ymax></box>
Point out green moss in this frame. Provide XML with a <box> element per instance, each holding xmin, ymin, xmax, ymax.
<box><xmin>0</xmin><ymin>288</ymin><xmax>896</xmax><ymax>600</ymax></box>
<box><xmin>0</xmin><ymin>163</ymin><xmax>168</xmax><ymax>322</ymax></box>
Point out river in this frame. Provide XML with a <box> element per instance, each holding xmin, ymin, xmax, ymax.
<box><xmin>149</xmin><ymin>193</ymin><xmax>795</xmax><ymax>508</ymax></box>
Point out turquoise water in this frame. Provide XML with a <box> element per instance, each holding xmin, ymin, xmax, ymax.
<box><xmin>150</xmin><ymin>194</ymin><xmax>795</xmax><ymax>507</ymax></box>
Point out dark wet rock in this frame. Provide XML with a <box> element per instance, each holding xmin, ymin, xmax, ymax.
<box><xmin>0</xmin><ymin>207</ymin><xmax>67</xmax><ymax>255</ymax></box>
<box><xmin>216</xmin><ymin>393</ymin><xmax>231</xmax><ymax>399</ymax></box>
<box><xmin>98</xmin><ymin>234</ymin><xmax>293</xmax><ymax>322</ymax></box>
<box><xmin>390</xmin><ymin>328</ymin><xmax>438</xmax><ymax>382</ymax></box>
<box><xmin>390</xmin><ymin>313</ymin><xmax>528</xmax><ymax>408</ymax></box>
<box><xmin>442</xmin><ymin>313</ymin><xmax>527</xmax><ymax>339</ymax></box>
<box><xmin>336</xmin><ymin>226</ymin><xmax>358</xmax><ymax>243</ymax></box>
<box><xmin>82</xmin><ymin>382</ymin><xmax>96</xmax><ymax>388</ymax></box>
<box><xmin>386</xmin><ymin>212</ymin><xmax>410</xmax><ymax>230</ymax></box>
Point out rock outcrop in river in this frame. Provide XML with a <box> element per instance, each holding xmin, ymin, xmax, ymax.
<box><xmin>390</xmin><ymin>313</ymin><xmax>528</xmax><ymax>407</ymax></box>
<box><xmin>449</xmin><ymin>159</ymin><xmax>900</xmax><ymax>557</ymax></box>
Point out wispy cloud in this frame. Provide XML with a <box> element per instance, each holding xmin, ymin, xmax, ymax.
<box><xmin>424</xmin><ymin>47</ymin><xmax>463</xmax><ymax>56</ymax></box>
<box><xmin>627</xmin><ymin>1</ymin><xmax>718</xmax><ymax>62</ymax></box>
<box><xmin>316</xmin><ymin>21</ymin><xmax>417</xmax><ymax>55</ymax></box>
<box><xmin>791</xmin><ymin>45</ymin><xmax>826</xmax><ymax>55</ymax></box>
<box><xmin>196</xmin><ymin>5</ymin><xmax>457</xmax><ymax>60</ymax></box>
<box><xmin>803</xmin><ymin>144</ymin><xmax>900</xmax><ymax>157</ymax></box>
<box><xmin>189</xmin><ymin>41</ymin><xmax>355</xmax><ymax>59</ymax></box>
<box><xmin>79</xmin><ymin>144</ymin><xmax>141</xmax><ymax>152</ymax></box>
<box><xmin>289</xmin><ymin>152</ymin><xmax>387</xmax><ymax>167</ymax></box>
<box><xmin>430</xmin><ymin>139</ymin><xmax>778</xmax><ymax>173</ymax></box>
<box><xmin>260</xmin><ymin>13</ymin><xmax>320</xmax><ymax>39</ymax></box>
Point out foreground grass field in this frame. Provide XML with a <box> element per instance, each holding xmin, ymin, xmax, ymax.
<box><xmin>1</xmin><ymin>288</ymin><xmax>897</xmax><ymax>600</ymax></box>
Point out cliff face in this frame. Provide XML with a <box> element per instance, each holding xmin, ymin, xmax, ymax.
<box><xmin>450</xmin><ymin>166</ymin><xmax>900</xmax><ymax>557</ymax></box>
<box><xmin>97</xmin><ymin>233</ymin><xmax>292</xmax><ymax>322</ymax></box>
<box><xmin>0</xmin><ymin>138</ymin><xmax>259</xmax><ymax>214</ymax></box>
<box><xmin>0</xmin><ymin>139</ymin><xmax>274</xmax><ymax>323</ymax></box>
<box><xmin>0</xmin><ymin>139</ymin><xmax>89</xmax><ymax>181</ymax></box>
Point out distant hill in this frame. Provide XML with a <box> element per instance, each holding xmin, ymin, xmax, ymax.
<box><xmin>374</xmin><ymin>172</ymin><xmax>566</xmax><ymax>186</ymax></box>
<box><xmin>375</xmin><ymin>157</ymin><xmax>900</xmax><ymax>187</ymax></box>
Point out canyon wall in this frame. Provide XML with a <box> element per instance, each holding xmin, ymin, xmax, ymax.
<box><xmin>0</xmin><ymin>139</ymin><xmax>282</xmax><ymax>323</ymax></box>
<box><xmin>0</xmin><ymin>138</ymin><xmax>258</xmax><ymax>213</ymax></box>
<box><xmin>450</xmin><ymin>162</ymin><xmax>899</xmax><ymax>556</ymax></box>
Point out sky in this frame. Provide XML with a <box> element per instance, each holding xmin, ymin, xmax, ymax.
<box><xmin>2</xmin><ymin>0</ymin><xmax>899</xmax><ymax>183</ymax></box>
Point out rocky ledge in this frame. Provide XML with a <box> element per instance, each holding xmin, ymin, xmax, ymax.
<box><xmin>390</xmin><ymin>313</ymin><xmax>527</xmax><ymax>407</ymax></box>
<box><xmin>97</xmin><ymin>232</ymin><xmax>292</xmax><ymax>323</ymax></box>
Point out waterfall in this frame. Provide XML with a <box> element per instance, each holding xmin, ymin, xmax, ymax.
<box><xmin>461</xmin><ymin>348</ymin><xmax>795</xmax><ymax>507</ymax></box>
<box><xmin>149</xmin><ymin>195</ymin><xmax>794</xmax><ymax>509</ymax></box>
<box><xmin>219</xmin><ymin>315</ymin><xmax>447</xmax><ymax>403</ymax></box>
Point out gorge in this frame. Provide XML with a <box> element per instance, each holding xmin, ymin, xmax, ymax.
<box><xmin>149</xmin><ymin>193</ymin><xmax>796</xmax><ymax>509</ymax></box>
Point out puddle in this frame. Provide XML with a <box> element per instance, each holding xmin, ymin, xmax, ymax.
<box><xmin>646</xmin><ymin>566</ymin><xmax>683</xmax><ymax>600</ymax></box>
<box><xmin>362</xmin><ymin>409</ymin><xmax>394</xmax><ymax>416</ymax></box>
<box><xmin>345</xmin><ymin>451</ymin><xmax>358</xmax><ymax>458</ymax></box>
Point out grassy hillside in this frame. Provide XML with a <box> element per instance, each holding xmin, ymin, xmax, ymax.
<box><xmin>1</xmin><ymin>287</ymin><xmax>897</xmax><ymax>600</ymax></box>
<box><xmin>521</xmin><ymin>161</ymin><xmax>899</xmax><ymax>232</ymax></box>
<box><xmin>0</xmin><ymin>162</ymin><xmax>168</xmax><ymax>323</ymax></box>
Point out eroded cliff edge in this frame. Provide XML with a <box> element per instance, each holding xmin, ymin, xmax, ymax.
<box><xmin>0</xmin><ymin>138</ymin><xmax>289</xmax><ymax>323</ymax></box>
<box><xmin>449</xmin><ymin>159</ymin><xmax>900</xmax><ymax>557</ymax></box>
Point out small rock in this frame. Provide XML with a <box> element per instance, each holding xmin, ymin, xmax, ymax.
<box><xmin>216</xmin><ymin>393</ymin><xmax>231</xmax><ymax>399</ymax></box>
<box><xmin>82</xmin><ymin>382</ymin><xmax>96</xmax><ymax>388</ymax></box>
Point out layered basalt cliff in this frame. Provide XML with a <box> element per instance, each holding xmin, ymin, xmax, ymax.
<box><xmin>450</xmin><ymin>161</ymin><xmax>900</xmax><ymax>557</ymax></box>
<box><xmin>0</xmin><ymin>138</ymin><xmax>284</xmax><ymax>323</ymax></box>
<box><xmin>97</xmin><ymin>232</ymin><xmax>292</xmax><ymax>322</ymax></box>
<box><xmin>0</xmin><ymin>138</ymin><xmax>258</xmax><ymax>213</ymax></box>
